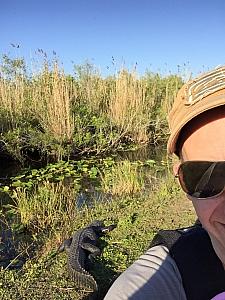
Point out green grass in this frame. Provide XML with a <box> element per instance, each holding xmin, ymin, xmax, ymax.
<box><xmin>0</xmin><ymin>170</ymin><xmax>196</xmax><ymax>300</ymax></box>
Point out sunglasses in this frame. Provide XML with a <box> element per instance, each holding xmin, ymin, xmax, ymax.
<box><xmin>176</xmin><ymin>161</ymin><xmax>225</xmax><ymax>199</ymax></box>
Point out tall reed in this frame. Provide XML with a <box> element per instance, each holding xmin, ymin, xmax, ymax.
<box><xmin>0</xmin><ymin>55</ymin><xmax>183</xmax><ymax>159</ymax></box>
<box><xmin>30</xmin><ymin>62</ymin><xmax>75</xmax><ymax>140</ymax></box>
<box><xmin>108</xmin><ymin>70</ymin><xmax>149</xmax><ymax>143</ymax></box>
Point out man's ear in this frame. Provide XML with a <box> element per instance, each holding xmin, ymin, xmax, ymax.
<box><xmin>173</xmin><ymin>162</ymin><xmax>181</xmax><ymax>176</ymax></box>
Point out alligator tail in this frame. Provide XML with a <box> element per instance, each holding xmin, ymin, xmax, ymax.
<box><xmin>69</xmin><ymin>268</ymin><xmax>98</xmax><ymax>292</ymax></box>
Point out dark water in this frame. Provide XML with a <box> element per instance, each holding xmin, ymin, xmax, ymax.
<box><xmin>117</xmin><ymin>145</ymin><xmax>166</xmax><ymax>162</ymax></box>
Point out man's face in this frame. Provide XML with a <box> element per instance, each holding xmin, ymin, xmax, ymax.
<box><xmin>178</xmin><ymin>108</ymin><xmax>225</xmax><ymax>264</ymax></box>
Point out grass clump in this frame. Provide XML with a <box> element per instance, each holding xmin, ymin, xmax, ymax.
<box><xmin>11</xmin><ymin>181</ymin><xmax>78</xmax><ymax>232</ymax></box>
<box><xmin>100</xmin><ymin>160</ymin><xmax>145</xmax><ymax>196</ymax></box>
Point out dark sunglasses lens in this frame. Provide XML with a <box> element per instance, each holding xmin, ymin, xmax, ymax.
<box><xmin>179</xmin><ymin>161</ymin><xmax>225</xmax><ymax>198</ymax></box>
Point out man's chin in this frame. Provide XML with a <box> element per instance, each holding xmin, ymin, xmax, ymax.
<box><xmin>208</xmin><ymin>231</ymin><xmax>225</xmax><ymax>266</ymax></box>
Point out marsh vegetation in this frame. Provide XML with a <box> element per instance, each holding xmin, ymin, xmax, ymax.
<box><xmin>0</xmin><ymin>54</ymin><xmax>195</xmax><ymax>299</ymax></box>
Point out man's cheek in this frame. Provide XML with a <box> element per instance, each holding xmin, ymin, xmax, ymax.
<box><xmin>191</xmin><ymin>200</ymin><xmax>212</xmax><ymax>226</ymax></box>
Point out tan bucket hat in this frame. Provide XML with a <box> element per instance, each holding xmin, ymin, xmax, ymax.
<box><xmin>167</xmin><ymin>66</ymin><xmax>225</xmax><ymax>155</ymax></box>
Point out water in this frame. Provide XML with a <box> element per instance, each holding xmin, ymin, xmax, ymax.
<box><xmin>117</xmin><ymin>145</ymin><xmax>167</xmax><ymax>162</ymax></box>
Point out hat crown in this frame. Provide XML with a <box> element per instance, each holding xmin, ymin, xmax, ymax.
<box><xmin>185</xmin><ymin>66</ymin><xmax>225</xmax><ymax>106</ymax></box>
<box><xmin>167</xmin><ymin>66</ymin><xmax>225</xmax><ymax>154</ymax></box>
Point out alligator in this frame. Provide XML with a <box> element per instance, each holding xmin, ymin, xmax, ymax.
<box><xmin>58</xmin><ymin>220</ymin><xmax>116</xmax><ymax>297</ymax></box>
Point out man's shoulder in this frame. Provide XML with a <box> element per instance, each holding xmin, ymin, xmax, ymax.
<box><xmin>104</xmin><ymin>244</ymin><xmax>186</xmax><ymax>300</ymax></box>
<box><xmin>150</xmin><ymin>223</ymin><xmax>204</xmax><ymax>250</ymax></box>
<box><xmin>150</xmin><ymin>224</ymin><xmax>225</xmax><ymax>300</ymax></box>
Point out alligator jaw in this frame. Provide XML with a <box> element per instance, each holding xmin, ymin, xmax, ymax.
<box><xmin>101</xmin><ymin>224</ymin><xmax>117</xmax><ymax>233</ymax></box>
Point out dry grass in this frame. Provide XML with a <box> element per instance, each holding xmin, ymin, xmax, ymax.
<box><xmin>0</xmin><ymin>76</ymin><xmax>26</xmax><ymax>128</ymax></box>
<box><xmin>11</xmin><ymin>181</ymin><xmax>78</xmax><ymax>232</ymax></box>
<box><xmin>0</xmin><ymin>61</ymin><xmax>75</xmax><ymax>141</ymax></box>
<box><xmin>0</xmin><ymin>56</ymin><xmax>183</xmax><ymax>159</ymax></box>
<box><xmin>108</xmin><ymin>70</ymin><xmax>149</xmax><ymax>143</ymax></box>
<box><xmin>100</xmin><ymin>160</ymin><xmax>145</xmax><ymax>196</ymax></box>
<box><xmin>31</xmin><ymin>63</ymin><xmax>75</xmax><ymax>140</ymax></box>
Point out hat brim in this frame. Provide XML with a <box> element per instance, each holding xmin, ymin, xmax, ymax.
<box><xmin>167</xmin><ymin>90</ymin><xmax>225</xmax><ymax>154</ymax></box>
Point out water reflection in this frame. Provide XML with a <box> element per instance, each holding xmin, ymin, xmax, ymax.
<box><xmin>117</xmin><ymin>145</ymin><xmax>167</xmax><ymax>162</ymax></box>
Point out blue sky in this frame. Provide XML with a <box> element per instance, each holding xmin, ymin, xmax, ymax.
<box><xmin>1</xmin><ymin>0</ymin><xmax>225</xmax><ymax>77</ymax></box>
